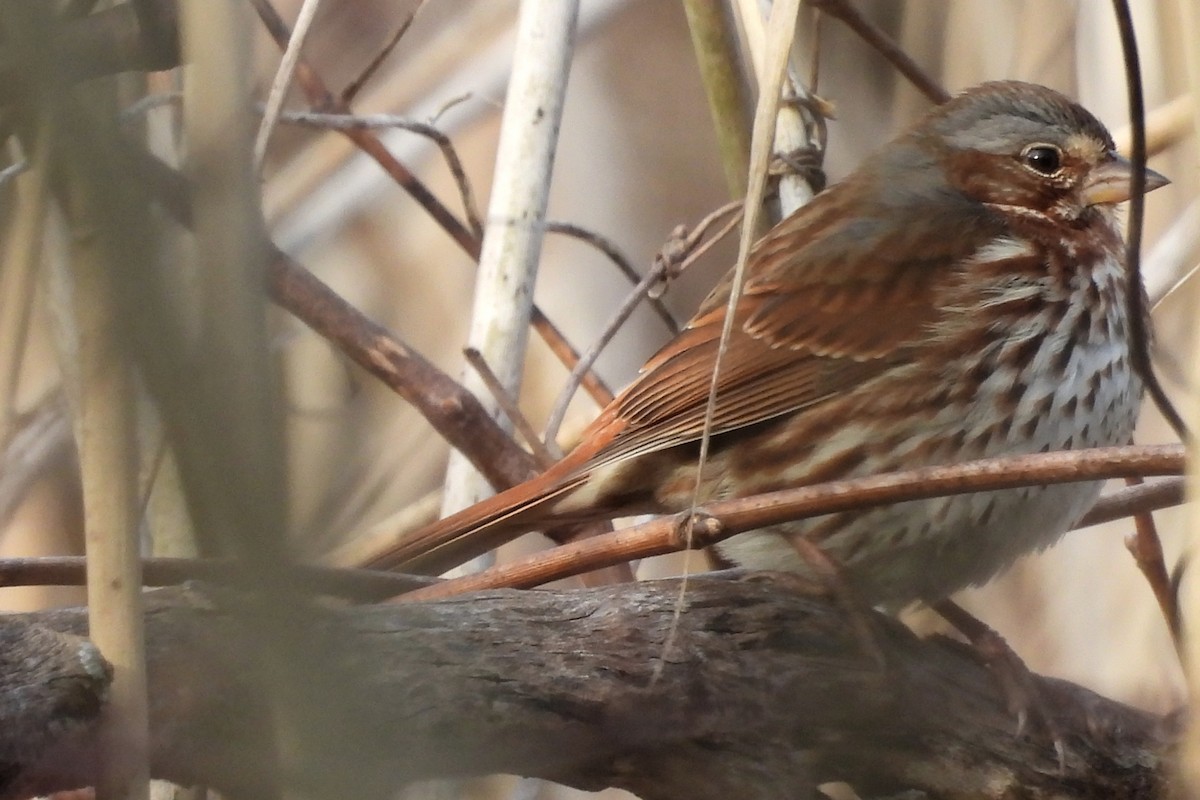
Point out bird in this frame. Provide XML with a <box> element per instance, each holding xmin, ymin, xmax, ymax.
<box><xmin>367</xmin><ymin>81</ymin><xmax>1168</xmax><ymax>609</ymax></box>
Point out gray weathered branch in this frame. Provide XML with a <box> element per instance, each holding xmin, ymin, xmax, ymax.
<box><xmin>0</xmin><ymin>575</ymin><xmax>1171</xmax><ymax>800</ymax></box>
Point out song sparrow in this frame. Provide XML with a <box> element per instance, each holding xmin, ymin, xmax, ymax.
<box><xmin>369</xmin><ymin>81</ymin><xmax>1167</xmax><ymax>608</ymax></box>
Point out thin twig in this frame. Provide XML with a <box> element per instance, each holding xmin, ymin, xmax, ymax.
<box><xmin>248</xmin><ymin>0</ymin><xmax>612</xmax><ymax>411</ymax></box>
<box><xmin>672</xmin><ymin>200</ymin><xmax>744</xmax><ymax>270</ymax></box>
<box><xmin>120</xmin><ymin>130</ymin><xmax>551</xmax><ymax>507</ymax></box>
<box><xmin>399</xmin><ymin>444</ymin><xmax>1185</xmax><ymax>599</ymax></box>
<box><xmin>339</xmin><ymin>0</ymin><xmax>427</xmax><ymax>105</ymax></box>
<box><xmin>119</xmin><ymin>91</ymin><xmax>182</xmax><ymax>122</ymax></box>
<box><xmin>545</xmin><ymin>221</ymin><xmax>677</xmax><ymax>333</ymax></box>
<box><xmin>1076</xmin><ymin>477</ymin><xmax>1185</xmax><ymax>528</ymax></box>
<box><xmin>543</xmin><ymin>260</ymin><xmax>669</xmax><ymax>447</ymax></box>
<box><xmin>542</xmin><ymin>204</ymin><xmax>743</xmax><ymax>445</ymax></box>
<box><xmin>0</xmin><ymin>556</ymin><xmax>435</xmax><ymax>601</ymax></box>
<box><xmin>274</xmin><ymin>108</ymin><xmax>483</xmax><ymax>237</ymax></box>
<box><xmin>1122</xmin><ymin>477</ymin><xmax>1183</xmax><ymax>658</ymax></box>
<box><xmin>254</xmin><ymin>0</ymin><xmax>325</xmax><ymax>172</ymax></box>
<box><xmin>535</xmin><ymin>315</ymin><xmax>613</xmax><ymax>407</ymax></box>
<box><xmin>464</xmin><ymin>347</ymin><xmax>558</xmax><ymax>464</ymax></box>
<box><xmin>247</xmin><ymin>0</ymin><xmax>479</xmax><ymax>251</ymax></box>
<box><xmin>265</xmin><ymin>245</ymin><xmax>543</xmax><ymax>492</ymax></box>
<box><xmin>1110</xmin><ymin>0</ymin><xmax>1190</xmax><ymax>442</ymax></box>
<box><xmin>807</xmin><ymin>0</ymin><xmax>950</xmax><ymax>104</ymax></box>
<box><xmin>0</xmin><ymin>161</ymin><xmax>28</xmax><ymax>188</ymax></box>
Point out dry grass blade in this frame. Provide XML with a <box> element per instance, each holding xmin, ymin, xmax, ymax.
<box><xmin>0</xmin><ymin>125</ymin><xmax>50</xmax><ymax>448</ymax></box>
<box><xmin>691</xmin><ymin>0</ymin><xmax>803</xmax><ymax>527</ymax></box>
<box><xmin>0</xmin><ymin>392</ymin><xmax>73</xmax><ymax>533</ymax></box>
<box><xmin>254</xmin><ymin>0</ymin><xmax>324</xmax><ymax>171</ymax></box>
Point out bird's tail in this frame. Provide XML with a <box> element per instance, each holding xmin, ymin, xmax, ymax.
<box><xmin>359</xmin><ymin>461</ymin><xmax>591</xmax><ymax>575</ymax></box>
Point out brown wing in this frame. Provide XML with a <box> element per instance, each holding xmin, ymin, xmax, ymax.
<box><xmin>573</xmin><ymin>179</ymin><xmax>989</xmax><ymax>474</ymax></box>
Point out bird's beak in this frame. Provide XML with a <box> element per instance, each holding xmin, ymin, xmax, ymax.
<box><xmin>1082</xmin><ymin>153</ymin><xmax>1170</xmax><ymax>206</ymax></box>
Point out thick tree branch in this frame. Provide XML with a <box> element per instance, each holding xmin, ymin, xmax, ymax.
<box><xmin>0</xmin><ymin>1</ymin><xmax>177</xmax><ymax>106</ymax></box>
<box><xmin>0</xmin><ymin>577</ymin><xmax>1171</xmax><ymax>800</ymax></box>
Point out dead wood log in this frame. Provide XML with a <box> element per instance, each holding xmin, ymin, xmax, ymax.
<box><xmin>0</xmin><ymin>574</ymin><xmax>1172</xmax><ymax>800</ymax></box>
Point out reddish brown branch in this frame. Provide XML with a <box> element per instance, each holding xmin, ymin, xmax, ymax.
<box><xmin>266</xmin><ymin>246</ymin><xmax>541</xmax><ymax>491</ymax></box>
<box><xmin>0</xmin><ymin>556</ymin><xmax>432</xmax><ymax>602</ymax></box>
<box><xmin>1077</xmin><ymin>477</ymin><xmax>1184</xmax><ymax>527</ymax></box>
<box><xmin>1122</xmin><ymin>478</ymin><xmax>1182</xmax><ymax>654</ymax></box>
<box><xmin>403</xmin><ymin>444</ymin><xmax>1185</xmax><ymax>599</ymax></box>
<box><xmin>114</xmin><ymin>134</ymin><xmax>543</xmax><ymax>504</ymax></box>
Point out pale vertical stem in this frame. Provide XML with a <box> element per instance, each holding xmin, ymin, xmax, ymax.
<box><xmin>254</xmin><ymin>0</ymin><xmax>325</xmax><ymax>171</ymax></box>
<box><xmin>180</xmin><ymin>0</ymin><xmax>284</xmax><ymax>552</ymax></box>
<box><xmin>1184</xmin><ymin>283</ymin><xmax>1200</xmax><ymax>795</ymax></box>
<box><xmin>58</xmin><ymin>145</ymin><xmax>151</xmax><ymax>800</ymax></box>
<box><xmin>142</xmin><ymin>415</ymin><xmax>198</xmax><ymax>559</ymax></box>
<box><xmin>682</xmin><ymin>0</ymin><xmax>753</xmax><ymax>198</ymax></box>
<box><xmin>683</xmin><ymin>0</ymin><xmax>800</xmax><ymax>507</ymax></box>
<box><xmin>181</xmin><ymin>3</ymin><xmax>355</xmax><ymax>796</ymax></box>
<box><xmin>140</xmin><ymin>71</ymin><xmax>197</xmax><ymax>563</ymax></box>
<box><xmin>733</xmin><ymin>0</ymin><xmax>818</xmax><ymax>216</ymax></box>
<box><xmin>1174</xmin><ymin>0</ymin><xmax>1200</xmax><ymax>791</ymax></box>
<box><xmin>0</xmin><ymin>128</ymin><xmax>50</xmax><ymax>445</ymax></box>
<box><xmin>438</xmin><ymin>0</ymin><xmax>579</xmax><ymax>568</ymax></box>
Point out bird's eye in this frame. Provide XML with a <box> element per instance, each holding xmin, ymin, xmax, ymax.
<box><xmin>1020</xmin><ymin>144</ymin><xmax>1062</xmax><ymax>175</ymax></box>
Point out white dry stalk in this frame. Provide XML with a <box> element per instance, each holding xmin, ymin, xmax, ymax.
<box><xmin>73</xmin><ymin>231</ymin><xmax>149</xmax><ymax>800</ymax></box>
<box><xmin>736</xmin><ymin>0</ymin><xmax>817</xmax><ymax>215</ymax></box>
<box><xmin>0</xmin><ymin>128</ymin><xmax>50</xmax><ymax>446</ymax></box>
<box><xmin>438</xmin><ymin>0</ymin><xmax>580</xmax><ymax>576</ymax></box>
<box><xmin>253</xmin><ymin>0</ymin><xmax>324</xmax><ymax>172</ymax></box>
<box><xmin>53</xmin><ymin>121</ymin><xmax>150</xmax><ymax>800</ymax></box>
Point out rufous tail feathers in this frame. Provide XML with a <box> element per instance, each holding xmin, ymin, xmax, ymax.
<box><xmin>361</xmin><ymin>460</ymin><xmax>589</xmax><ymax>575</ymax></box>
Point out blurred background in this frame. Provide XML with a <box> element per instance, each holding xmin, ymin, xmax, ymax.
<box><xmin>0</xmin><ymin>2</ymin><xmax>1194</xmax><ymax>797</ymax></box>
